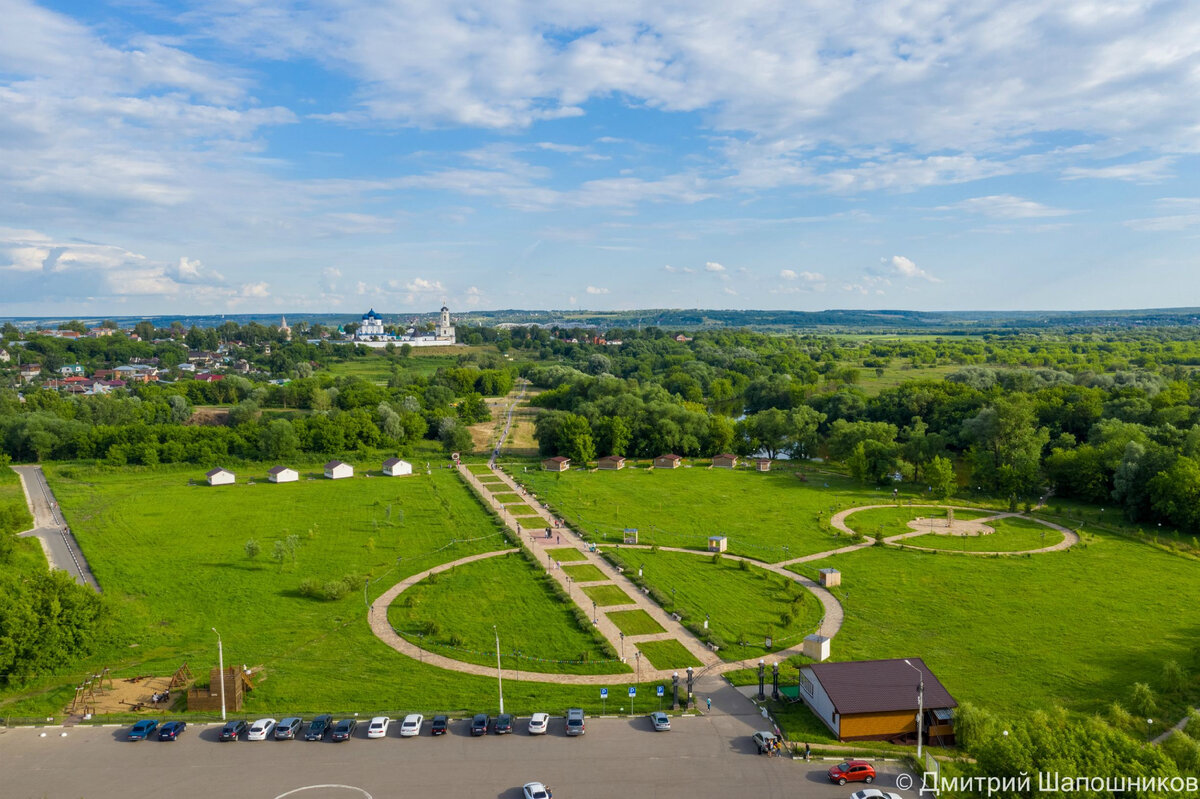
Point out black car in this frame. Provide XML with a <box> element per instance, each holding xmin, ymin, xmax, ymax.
<box><xmin>431</xmin><ymin>715</ymin><xmax>449</xmax><ymax>736</ymax></box>
<box><xmin>304</xmin><ymin>714</ymin><xmax>333</xmax><ymax>741</ymax></box>
<box><xmin>493</xmin><ymin>713</ymin><xmax>514</xmax><ymax>734</ymax></box>
<box><xmin>471</xmin><ymin>713</ymin><xmax>490</xmax><ymax>736</ymax></box>
<box><xmin>158</xmin><ymin>721</ymin><xmax>187</xmax><ymax>741</ymax></box>
<box><xmin>331</xmin><ymin>718</ymin><xmax>357</xmax><ymax>742</ymax></box>
<box><xmin>275</xmin><ymin>717</ymin><xmax>303</xmax><ymax>740</ymax></box>
<box><xmin>219</xmin><ymin>720</ymin><xmax>248</xmax><ymax>741</ymax></box>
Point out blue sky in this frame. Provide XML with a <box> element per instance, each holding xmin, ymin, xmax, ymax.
<box><xmin>2</xmin><ymin>0</ymin><xmax>1199</xmax><ymax>315</ymax></box>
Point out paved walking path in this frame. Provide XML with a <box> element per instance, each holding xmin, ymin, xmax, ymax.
<box><xmin>1152</xmin><ymin>709</ymin><xmax>1196</xmax><ymax>745</ymax></box>
<box><xmin>11</xmin><ymin>464</ymin><xmax>100</xmax><ymax>591</ymax></box>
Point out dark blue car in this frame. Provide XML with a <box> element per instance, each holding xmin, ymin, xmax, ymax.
<box><xmin>158</xmin><ymin>721</ymin><xmax>187</xmax><ymax>740</ymax></box>
<box><xmin>128</xmin><ymin>719</ymin><xmax>160</xmax><ymax>740</ymax></box>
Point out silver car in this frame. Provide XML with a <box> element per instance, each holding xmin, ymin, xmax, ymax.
<box><xmin>650</xmin><ymin>711</ymin><xmax>671</xmax><ymax>731</ymax></box>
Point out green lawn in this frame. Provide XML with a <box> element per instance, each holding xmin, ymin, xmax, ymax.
<box><xmin>561</xmin><ymin>564</ymin><xmax>607</xmax><ymax>582</ymax></box>
<box><xmin>581</xmin><ymin>584</ymin><xmax>634</xmax><ymax>607</ymax></box>
<box><xmin>604</xmin><ymin>549</ymin><xmax>824</xmax><ymax>662</ymax></box>
<box><xmin>900</xmin><ymin>515</ymin><xmax>1066</xmax><ymax>552</ymax></box>
<box><xmin>545</xmin><ymin>547</ymin><xmax>588</xmax><ymax>563</ymax></box>
<box><xmin>387</xmin><ymin>551</ymin><xmax>625</xmax><ymax>675</ymax></box>
<box><xmin>607</xmin><ymin>609</ymin><xmax>666</xmax><ymax>636</ymax></box>
<box><xmin>516</xmin><ymin>467</ymin><xmax>903</xmax><ymax>561</ymax></box>
<box><xmin>323</xmin><ymin>352</ymin><xmax>464</xmax><ymax>383</ymax></box>
<box><xmin>1</xmin><ymin>466</ymin><xmax>33</xmax><ymax>533</ymax></box>
<box><xmin>789</xmin><ymin>534</ymin><xmax>1200</xmax><ymax>720</ymax></box>
<box><xmin>635</xmin><ymin>639</ymin><xmax>700</xmax><ymax>670</ymax></box>
<box><xmin>842</xmin><ymin>506</ymin><xmax>993</xmax><ymax>539</ymax></box>
<box><xmin>492</xmin><ymin>492</ymin><xmax>524</xmax><ymax>504</ymax></box>
<box><xmin>0</xmin><ymin>463</ymin><xmax>643</xmax><ymax>719</ymax></box>
<box><xmin>467</xmin><ymin>465</ymin><xmax>495</xmax><ymax>476</ymax></box>
<box><xmin>481</xmin><ymin>482</ymin><xmax>512</xmax><ymax>493</ymax></box>
<box><xmin>508</xmin><ymin>506</ymin><xmax>544</xmax><ymax>517</ymax></box>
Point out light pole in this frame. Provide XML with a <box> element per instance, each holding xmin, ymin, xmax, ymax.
<box><xmin>211</xmin><ymin>627</ymin><xmax>226</xmax><ymax>722</ymax></box>
<box><xmin>592</xmin><ymin>600</ymin><xmax>598</xmax><ymax>625</ymax></box>
<box><xmin>904</xmin><ymin>659</ymin><xmax>924</xmax><ymax>760</ymax></box>
<box><xmin>635</xmin><ymin>651</ymin><xmax>641</xmax><ymax>684</ymax></box>
<box><xmin>620</xmin><ymin>631</ymin><xmax>625</xmax><ymax>661</ymax></box>
<box><xmin>493</xmin><ymin>625</ymin><xmax>505</xmax><ymax>715</ymax></box>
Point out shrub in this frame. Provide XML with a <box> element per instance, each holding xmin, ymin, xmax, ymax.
<box><xmin>710</xmin><ymin>552</ymin><xmax>722</xmax><ymax>565</ymax></box>
<box><xmin>448</xmin><ymin>633</ymin><xmax>464</xmax><ymax>647</ymax></box>
<box><xmin>1162</xmin><ymin>660</ymin><xmax>1187</xmax><ymax>693</ymax></box>
<box><xmin>298</xmin><ymin>578</ymin><xmax>318</xmax><ymax>598</ymax></box>
<box><xmin>1130</xmin><ymin>682</ymin><xmax>1158</xmax><ymax>717</ymax></box>
<box><xmin>244</xmin><ymin>538</ymin><xmax>260</xmax><ymax>560</ymax></box>
<box><xmin>738</xmin><ymin>558</ymin><xmax>750</xmax><ymax>571</ymax></box>
<box><xmin>322</xmin><ymin>580</ymin><xmax>348</xmax><ymax>600</ymax></box>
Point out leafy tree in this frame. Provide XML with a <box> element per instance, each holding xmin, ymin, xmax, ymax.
<box><xmin>962</xmin><ymin>396</ymin><xmax>1049</xmax><ymax>497</ymax></box>
<box><xmin>925</xmin><ymin>455</ymin><xmax>957</xmax><ymax>499</ymax></box>
<box><xmin>244</xmin><ymin>538</ymin><xmax>260</xmax><ymax>560</ymax></box>
<box><xmin>259</xmin><ymin>419</ymin><xmax>300</xmax><ymax>460</ymax></box>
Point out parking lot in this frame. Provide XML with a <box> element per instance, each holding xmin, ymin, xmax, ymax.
<box><xmin>0</xmin><ymin>713</ymin><xmax>917</xmax><ymax>799</ymax></box>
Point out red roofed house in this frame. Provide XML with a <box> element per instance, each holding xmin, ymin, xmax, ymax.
<box><xmin>796</xmin><ymin>658</ymin><xmax>957</xmax><ymax>745</ymax></box>
<box><xmin>542</xmin><ymin>456</ymin><xmax>570</xmax><ymax>472</ymax></box>
<box><xmin>654</xmin><ymin>454</ymin><xmax>682</xmax><ymax>469</ymax></box>
<box><xmin>756</xmin><ymin>458</ymin><xmax>771</xmax><ymax>472</ymax></box>
<box><xmin>597</xmin><ymin>455</ymin><xmax>626</xmax><ymax>470</ymax></box>
<box><xmin>712</xmin><ymin>453</ymin><xmax>738</xmax><ymax>469</ymax></box>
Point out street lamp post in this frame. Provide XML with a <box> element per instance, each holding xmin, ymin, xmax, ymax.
<box><xmin>686</xmin><ymin>666</ymin><xmax>695</xmax><ymax>709</ymax></box>
<box><xmin>211</xmin><ymin>627</ymin><xmax>226</xmax><ymax>722</ymax></box>
<box><xmin>493</xmin><ymin>625</ymin><xmax>505</xmax><ymax>715</ymax></box>
<box><xmin>904</xmin><ymin>659</ymin><xmax>924</xmax><ymax>760</ymax></box>
<box><xmin>757</xmin><ymin>659</ymin><xmax>766</xmax><ymax>701</ymax></box>
<box><xmin>620</xmin><ymin>632</ymin><xmax>625</xmax><ymax>661</ymax></box>
<box><xmin>672</xmin><ymin>672</ymin><xmax>680</xmax><ymax>711</ymax></box>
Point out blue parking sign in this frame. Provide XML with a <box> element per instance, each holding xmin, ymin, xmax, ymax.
<box><xmin>628</xmin><ymin>686</ymin><xmax>637</xmax><ymax>697</ymax></box>
<box><xmin>657</xmin><ymin>685</ymin><xmax>665</xmax><ymax>697</ymax></box>
<box><xmin>600</xmin><ymin>688</ymin><xmax>608</xmax><ymax>699</ymax></box>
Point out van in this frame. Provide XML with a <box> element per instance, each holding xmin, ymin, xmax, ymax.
<box><xmin>566</xmin><ymin>707</ymin><xmax>585</xmax><ymax>736</ymax></box>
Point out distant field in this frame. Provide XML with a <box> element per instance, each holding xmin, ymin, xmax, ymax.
<box><xmin>517</xmin><ymin>467</ymin><xmax>899</xmax><ymax>561</ymax></box>
<box><xmin>322</xmin><ymin>350</ymin><xmax>470</xmax><ymax>383</ymax></box>
<box><xmin>846</xmin><ymin>363</ymin><xmax>961</xmax><ymax>396</ymax></box>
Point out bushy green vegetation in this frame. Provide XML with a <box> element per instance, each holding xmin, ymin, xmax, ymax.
<box><xmin>604</xmin><ymin>549</ymin><xmax>823</xmax><ymax>661</ymax></box>
<box><xmin>634</xmin><ymin>639</ymin><xmax>699</xmax><ymax>670</ymax></box>
<box><xmin>606</xmin><ymin>609</ymin><xmax>665</xmax><ymax>636</ymax></box>
<box><xmin>387</xmin><ymin>551</ymin><xmax>625</xmax><ymax>675</ymax></box>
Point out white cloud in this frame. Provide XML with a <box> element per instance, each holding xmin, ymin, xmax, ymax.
<box><xmin>664</xmin><ymin>264</ymin><xmax>695</xmax><ymax>274</ymax></box>
<box><xmin>1062</xmin><ymin>157</ymin><xmax>1176</xmax><ymax>183</ymax></box>
<box><xmin>886</xmin><ymin>255</ymin><xmax>940</xmax><ymax>283</ymax></box>
<box><xmin>405</xmin><ymin>277</ymin><xmax>446</xmax><ymax>294</ymax></box>
<box><xmin>705</xmin><ymin>261</ymin><xmax>726</xmax><ymax>273</ymax></box>
<box><xmin>941</xmin><ymin>195</ymin><xmax>1075</xmax><ymax>219</ymax></box>
<box><xmin>586</xmin><ymin>285</ymin><xmax>609</xmax><ymax>294</ymax></box>
<box><xmin>322</xmin><ymin>267</ymin><xmax>342</xmax><ymax>292</ymax></box>
<box><xmin>1125</xmin><ymin>198</ymin><xmax>1200</xmax><ymax>232</ymax></box>
<box><xmin>240</xmin><ymin>281</ymin><xmax>270</xmax><ymax>298</ymax></box>
<box><xmin>464</xmin><ymin>285</ymin><xmax>484</xmax><ymax>306</ymax></box>
<box><xmin>780</xmin><ymin>269</ymin><xmax>797</xmax><ymax>280</ymax></box>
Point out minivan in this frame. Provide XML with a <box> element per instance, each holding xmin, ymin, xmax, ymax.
<box><xmin>566</xmin><ymin>708</ymin><xmax>585</xmax><ymax>736</ymax></box>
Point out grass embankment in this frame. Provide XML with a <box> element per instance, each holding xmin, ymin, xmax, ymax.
<box><xmin>603</xmin><ymin>549</ymin><xmax>823</xmax><ymax>662</ymax></box>
<box><xmin>387</xmin><ymin>551</ymin><xmax>625</xmax><ymax>675</ymax></box>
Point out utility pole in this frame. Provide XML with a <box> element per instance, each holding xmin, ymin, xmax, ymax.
<box><xmin>905</xmin><ymin>659</ymin><xmax>924</xmax><ymax>760</ymax></box>
<box><xmin>212</xmin><ymin>627</ymin><xmax>226</xmax><ymax>721</ymax></box>
<box><xmin>493</xmin><ymin>625</ymin><xmax>505</xmax><ymax>715</ymax></box>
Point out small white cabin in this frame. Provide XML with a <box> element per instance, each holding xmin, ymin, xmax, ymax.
<box><xmin>267</xmin><ymin>466</ymin><xmax>298</xmax><ymax>483</ymax></box>
<box><xmin>206</xmin><ymin>467</ymin><xmax>235</xmax><ymax>486</ymax></box>
<box><xmin>382</xmin><ymin>458</ymin><xmax>413</xmax><ymax>477</ymax></box>
<box><xmin>324</xmin><ymin>460</ymin><xmax>353</xmax><ymax>480</ymax></box>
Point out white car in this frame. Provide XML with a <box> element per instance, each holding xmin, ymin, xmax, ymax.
<box><xmin>527</xmin><ymin>712</ymin><xmax>549</xmax><ymax>735</ymax></box>
<box><xmin>399</xmin><ymin>713</ymin><xmax>424</xmax><ymax>737</ymax></box>
<box><xmin>850</xmin><ymin>790</ymin><xmax>903</xmax><ymax>799</ymax></box>
<box><xmin>523</xmin><ymin>782</ymin><xmax>552</xmax><ymax>799</ymax></box>
<box><xmin>367</xmin><ymin>716</ymin><xmax>390</xmax><ymax>738</ymax></box>
<box><xmin>246</xmin><ymin>718</ymin><xmax>277</xmax><ymax>741</ymax></box>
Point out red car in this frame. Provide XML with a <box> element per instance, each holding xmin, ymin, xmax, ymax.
<box><xmin>828</xmin><ymin>760</ymin><xmax>876</xmax><ymax>785</ymax></box>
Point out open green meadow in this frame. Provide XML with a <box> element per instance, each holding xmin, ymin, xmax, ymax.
<box><xmin>635</xmin><ymin>639</ymin><xmax>700</xmax><ymax>670</ymax></box>
<box><xmin>581</xmin><ymin>584</ymin><xmax>634</xmax><ymax>607</ymax></box>
<box><xmin>606</xmin><ymin>609</ymin><xmax>665</xmax><ymax>636</ymax></box>
<box><xmin>0</xmin><ymin>466</ymin><xmax>33</xmax><ymax>533</ymax></box>
<box><xmin>387</xmin><ymin>551</ymin><xmax>626</xmax><ymax>675</ymax></box>
<box><xmin>516</xmin><ymin>467</ymin><xmax>897</xmax><ymax>561</ymax></box>
<box><xmin>789</xmin><ymin>535</ymin><xmax>1200</xmax><ymax>721</ymax></box>
<box><xmin>322</xmin><ymin>351</ymin><xmax>467</xmax><ymax>383</ymax></box>
<box><xmin>507</xmin><ymin>505</ymin><xmax>544</xmax><ymax>517</ymax></box>
<box><xmin>603</xmin><ymin>549</ymin><xmax>824</xmax><ymax>662</ymax></box>
<box><xmin>0</xmin><ymin>463</ymin><xmax>644</xmax><ymax>719</ymax></box>
<box><xmin>561</xmin><ymin>563</ymin><xmax>607</xmax><ymax>582</ymax></box>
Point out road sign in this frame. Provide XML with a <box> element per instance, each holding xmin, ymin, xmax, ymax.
<box><xmin>600</xmin><ymin>688</ymin><xmax>608</xmax><ymax>699</ymax></box>
<box><xmin>657</xmin><ymin>685</ymin><xmax>664</xmax><ymax>696</ymax></box>
<box><xmin>628</xmin><ymin>686</ymin><xmax>637</xmax><ymax>697</ymax></box>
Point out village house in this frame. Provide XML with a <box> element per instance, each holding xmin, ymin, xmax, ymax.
<box><xmin>324</xmin><ymin>460</ymin><xmax>353</xmax><ymax>480</ymax></box>
<box><xmin>382</xmin><ymin>458</ymin><xmax>413</xmax><ymax>476</ymax></box>
<box><xmin>712</xmin><ymin>453</ymin><xmax>739</xmax><ymax>469</ymax></box>
<box><xmin>597</xmin><ymin>455</ymin><xmax>626</xmax><ymax>470</ymax></box>
<box><xmin>541</xmin><ymin>456</ymin><xmax>570</xmax><ymax>472</ymax></box>
<box><xmin>653</xmin><ymin>454</ymin><xmax>683</xmax><ymax>469</ymax></box>
<box><xmin>19</xmin><ymin>363</ymin><xmax>42</xmax><ymax>382</ymax></box>
<box><xmin>206</xmin><ymin>467</ymin><xmax>235</xmax><ymax>486</ymax></box>
<box><xmin>267</xmin><ymin>466</ymin><xmax>299</xmax><ymax>483</ymax></box>
<box><xmin>0</xmin><ymin>349</ymin><xmax>10</xmax><ymax>363</ymax></box>
<box><xmin>59</xmin><ymin>363</ymin><xmax>85</xmax><ymax>376</ymax></box>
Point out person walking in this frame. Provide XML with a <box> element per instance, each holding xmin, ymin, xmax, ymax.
<box><xmin>804</xmin><ymin>742</ymin><xmax>810</xmax><ymax>761</ymax></box>
<box><xmin>706</xmin><ymin>697</ymin><xmax>711</xmax><ymax>711</ymax></box>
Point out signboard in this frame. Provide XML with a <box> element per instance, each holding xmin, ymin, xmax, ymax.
<box><xmin>656</xmin><ymin>685</ymin><xmax>665</xmax><ymax>697</ymax></box>
<box><xmin>628</xmin><ymin>687</ymin><xmax>637</xmax><ymax>697</ymax></box>
<box><xmin>600</xmin><ymin>688</ymin><xmax>608</xmax><ymax>699</ymax></box>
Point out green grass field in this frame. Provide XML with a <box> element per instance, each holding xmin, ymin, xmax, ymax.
<box><xmin>789</xmin><ymin>534</ymin><xmax>1200</xmax><ymax>720</ymax></box>
<box><xmin>516</xmin><ymin>467</ymin><xmax>899</xmax><ymax>561</ymax></box>
<box><xmin>581</xmin><ymin>584</ymin><xmax>633</xmax><ymax>607</ymax></box>
<box><xmin>466</xmin><ymin>464</ymin><xmax>495</xmax><ymax>476</ymax></box>
<box><xmin>0</xmin><ymin>463</ymin><xmax>647</xmax><ymax>719</ymax></box>
<box><xmin>492</xmin><ymin>492</ymin><xmax>523</xmax><ymax>504</ymax></box>
<box><xmin>481</xmin><ymin>482</ymin><xmax>511</xmax><ymax>493</ymax></box>
<box><xmin>604</xmin><ymin>549</ymin><xmax>824</xmax><ymax>662</ymax></box>
<box><xmin>900</xmin><ymin>515</ymin><xmax>1066</xmax><ymax>552</ymax></box>
<box><xmin>1</xmin><ymin>466</ymin><xmax>33</xmax><ymax>533</ymax></box>
<box><xmin>545</xmin><ymin>547</ymin><xmax>588</xmax><ymax>563</ymax></box>
<box><xmin>561</xmin><ymin>564</ymin><xmax>607</xmax><ymax>582</ymax></box>
<box><xmin>607</xmin><ymin>609</ymin><xmax>666</xmax><ymax>636</ymax></box>
<box><xmin>323</xmin><ymin>351</ymin><xmax>466</xmax><ymax>383</ymax></box>
<box><xmin>508</xmin><ymin>506</ymin><xmax>544</xmax><ymax>517</ymax></box>
<box><xmin>841</xmin><ymin>506</ymin><xmax>993</xmax><ymax>539</ymax></box>
<box><xmin>635</xmin><ymin>639</ymin><xmax>700</xmax><ymax>670</ymax></box>
<box><xmin>387</xmin><ymin>551</ymin><xmax>625</xmax><ymax>675</ymax></box>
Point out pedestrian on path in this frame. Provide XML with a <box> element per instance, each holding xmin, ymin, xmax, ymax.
<box><xmin>706</xmin><ymin>697</ymin><xmax>711</xmax><ymax>711</ymax></box>
<box><xmin>804</xmin><ymin>742</ymin><xmax>810</xmax><ymax>761</ymax></box>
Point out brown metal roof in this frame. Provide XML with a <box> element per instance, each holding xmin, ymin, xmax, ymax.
<box><xmin>807</xmin><ymin>658</ymin><xmax>957</xmax><ymax>715</ymax></box>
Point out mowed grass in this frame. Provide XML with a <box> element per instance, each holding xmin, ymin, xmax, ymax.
<box><xmin>517</xmin><ymin>467</ymin><xmax>895</xmax><ymax>561</ymax></box>
<box><xmin>387</xmin><ymin>551</ymin><xmax>626</xmax><ymax>675</ymax></box>
<box><xmin>492</xmin><ymin>492</ymin><xmax>524</xmax><ymax>504</ymax></box>
<box><xmin>546</xmin><ymin>547</ymin><xmax>588</xmax><ymax>563</ymax></box>
<box><xmin>582</xmin><ymin>584</ymin><xmax>634</xmax><ymax>607</ymax></box>
<box><xmin>507</xmin><ymin>506</ymin><xmax>544</xmax><ymax>517</ymax></box>
<box><xmin>636</xmin><ymin>639</ymin><xmax>700</xmax><ymax>670</ymax></box>
<box><xmin>1</xmin><ymin>463</ymin><xmax>645</xmax><ymax>718</ymax></box>
<box><xmin>607</xmin><ymin>609</ymin><xmax>666</xmax><ymax>636</ymax></box>
<box><xmin>561</xmin><ymin>564</ymin><xmax>607</xmax><ymax>582</ymax></box>
<box><xmin>790</xmin><ymin>534</ymin><xmax>1200</xmax><ymax>719</ymax></box>
<box><xmin>1</xmin><ymin>466</ymin><xmax>33</xmax><ymax>532</ymax></box>
<box><xmin>842</xmin><ymin>506</ymin><xmax>993</xmax><ymax>539</ymax></box>
<box><xmin>901</xmin><ymin>515</ymin><xmax>1066</xmax><ymax>552</ymax></box>
<box><xmin>603</xmin><ymin>549</ymin><xmax>824</xmax><ymax>662</ymax></box>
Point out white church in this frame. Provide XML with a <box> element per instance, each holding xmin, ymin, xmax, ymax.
<box><xmin>352</xmin><ymin>306</ymin><xmax>457</xmax><ymax>348</ymax></box>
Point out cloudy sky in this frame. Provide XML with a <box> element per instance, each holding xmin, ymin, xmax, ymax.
<box><xmin>2</xmin><ymin>0</ymin><xmax>1199</xmax><ymax>315</ymax></box>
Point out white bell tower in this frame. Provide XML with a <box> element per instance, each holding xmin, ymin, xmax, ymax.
<box><xmin>436</xmin><ymin>304</ymin><xmax>455</xmax><ymax>342</ymax></box>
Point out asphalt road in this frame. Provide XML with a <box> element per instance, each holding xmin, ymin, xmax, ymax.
<box><xmin>11</xmin><ymin>464</ymin><xmax>99</xmax><ymax>590</ymax></box>
<box><xmin>0</xmin><ymin>715</ymin><xmax>917</xmax><ymax>799</ymax></box>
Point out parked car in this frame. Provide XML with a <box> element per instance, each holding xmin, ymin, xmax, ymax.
<box><xmin>752</xmin><ymin>730</ymin><xmax>779</xmax><ymax>753</ymax></box>
<box><xmin>565</xmin><ymin>708</ymin><xmax>585</xmax><ymax>736</ymax></box>
<box><xmin>523</xmin><ymin>782</ymin><xmax>553</xmax><ymax>799</ymax></box>
<box><xmin>246</xmin><ymin>718</ymin><xmax>277</xmax><ymax>741</ymax></box>
<box><xmin>157</xmin><ymin>721</ymin><xmax>186</xmax><ymax>741</ymax></box>
<box><xmin>430</xmin><ymin>715</ymin><xmax>449</xmax><ymax>736</ymax></box>
<box><xmin>399</xmin><ymin>714</ymin><xmax>424</xmax><ymax>737</ymax></box>
<box><xmin>828</xmin><ymin>760</ymin><xmax>876</xmax><ymax>786</ymax></box>
<box><xmin>330</xmin><ymin>718</ymin><xmax>357</xmax><ymax>742</ymax></box>
<box><xmin>471</xmin><ymin>713</ymin><xmax>490</xmax><ymax>736</ymax></box>
<box><xmin>367</xmin><ymin>716</ymin><xmax>390</xmax><ymax>739</ymax></box>
<box><xmin>127</xmin><ymin>719</ymin><xmax>159</xmax><ymax>741</ymax></box>
<box><xmin>304</xmin><ymin>714</ymin><xmax>332</xmax><ymax>741</ymax></box>
<box><xmin>494</xmin><ymin>713</ymin><xmax>515</xmax><ymax>734</ymax></box>
<box><xmin>650</xmin><ymin>711</ymin><xmax>671</xmax><ymax>731</ymax></box>
<box><xmin>850</xmin><ymin>790</ymin><xmax>902</xmax><ymax>799</ymax></box>
<box><xmin>219</xmin><ymin>720</ymin><xmax>247</xmax><ymax>741</ymax></box>
<box><xmin>275</xmin><ymin>717</ymin><xmax>303</xmax><ymax>740</ymax></box>
<box><xmin>527</xmin><ymin>712</ymin><xmax>549</xmax><ymax>735</ymax></box>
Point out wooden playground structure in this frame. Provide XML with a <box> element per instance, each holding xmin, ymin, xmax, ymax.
<box><xmin>68</xmin><ymin>663</ymin><xmax>194</xmax><ymax>716</ymax></box>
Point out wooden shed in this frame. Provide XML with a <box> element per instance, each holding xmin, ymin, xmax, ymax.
<box><xmin>187</xmin><ymin>666</ymin><xmax>246</xmax><ymax>712</ymax></box>
<box><xmin>206</xmin><ymin>467</ymin><xmax>235</xmax><ymax>486</ymax></box>
<box><xmin>324</xmin><ymin>460</ymin><xmax>353</xmax><ymax>479</ymax></box>
<box><xmin>597</xmin><ymin>455</ymin><xmax>626</xmax><ymax>470</ymax></box>
<box><xmin>382</xmin><ymin>458</ymin><xmax>413</xmax><ymax>476</ymax></box>
<box><xmin>755</xmin><ymin>458</ymin><xmax>771</xmax><ymax>472</ymax></box>
<box><xmin>803</xmin><ymin>633</ymin><xmax>831</xmax><ymax>662</ymax></box>
<box><xmin>712</xmin><ymin>453</ymin><xmax>738</xmax><ymax>469</ymax></box>
<box><xmin>542</xmin><ymin>456</ymin><xmax>570</xmax><ymax>472</ymax></box>
<box><xmin>708</xmin><ymin>535</ymin><xmax>728</xmax><ymax>552</ymax></box>
<box><xmin>654</xmin><ymin>454</ymin><xmax>682</xmax><ymax>469</ymax></box>
<box><xmin>267</xmin><ymin>466</ymin><xmax>298</xmax><ymax>483</ymax></box>
<box><xmin>818</xmin><ymin>568</ymin><xmax>841</xmax><ymax>587</ymax></box>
